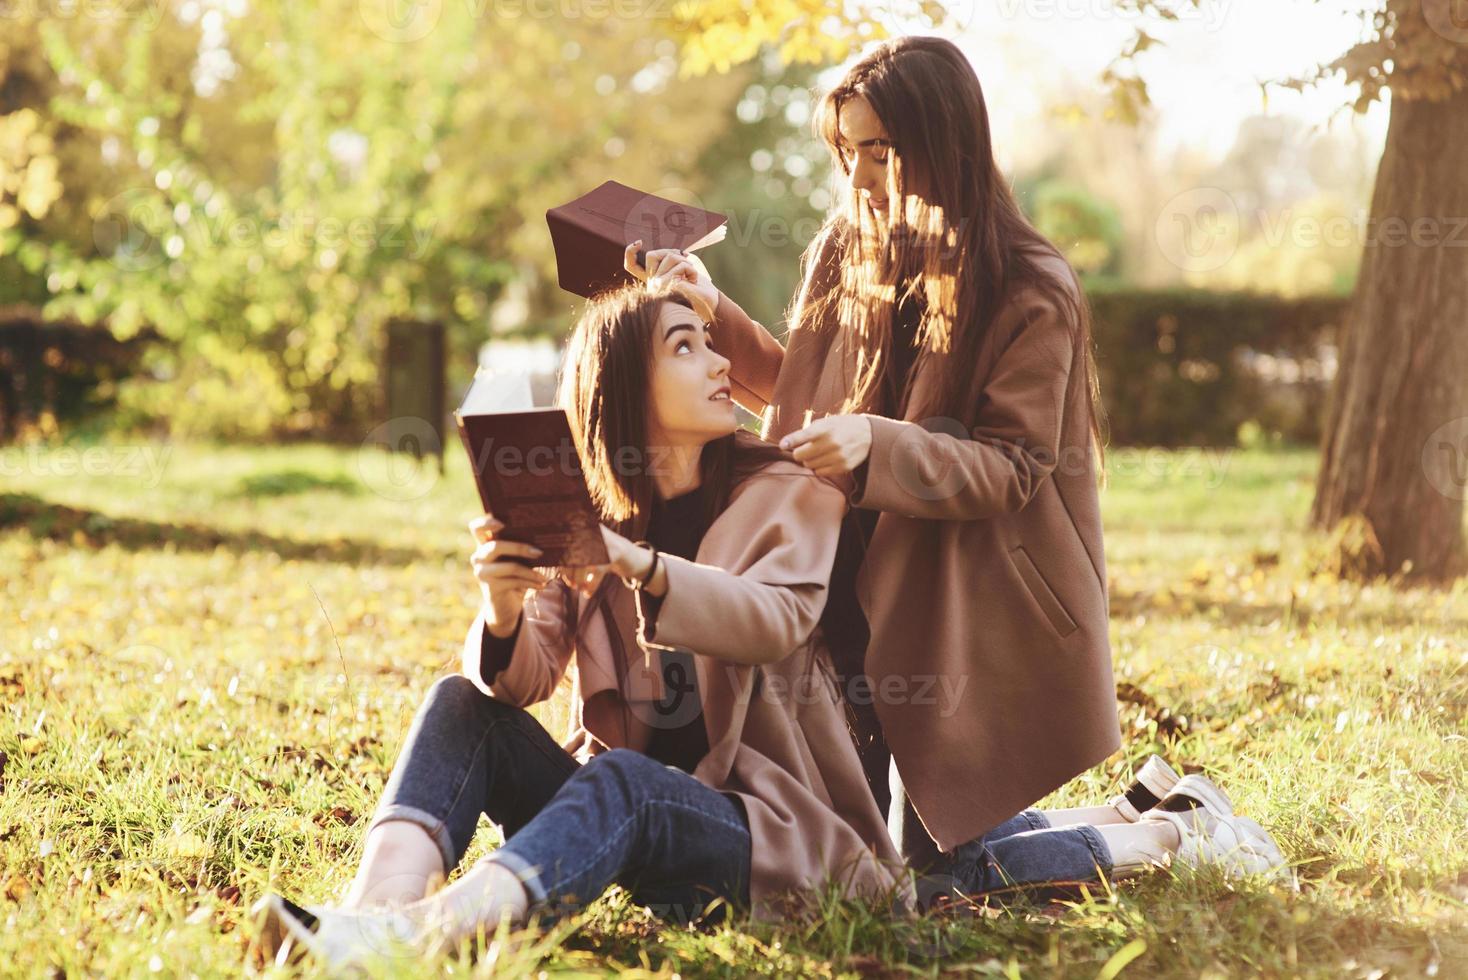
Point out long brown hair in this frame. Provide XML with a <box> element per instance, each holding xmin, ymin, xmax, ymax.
<box><xmin>557</xmin><ymin>280</ymin><xmax>792</xmax><ymax>540</ymax></box>
<box><xmin>554</xmin><ymin>282</ymin><xmax>797</xmax><ymax>741</ymax></box>
<box><xmin>801</xmin><ymin>35</ymin><xmax>1106</xmax><ymax>462</ymax></box>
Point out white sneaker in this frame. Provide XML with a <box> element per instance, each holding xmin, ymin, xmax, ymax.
<box><xmin>251</xmin><ymin>893</ymin><xmax>423</xmax><ymax>973</ymax></box>
<box><xmin>1107</xmin><ymin>755</ymin><xmax>1185</xmax><ymax>822</ymax></box>
<box><xmin>1141</xmin><ymin>776</ymin><xmax>1286</xmax><ymax>880</ymax></box>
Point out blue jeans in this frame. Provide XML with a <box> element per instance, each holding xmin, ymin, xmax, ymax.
<box><xmin>889</xmin><ymin>769</ymin><xmax>1112</xmax><ymax>899</ymax></box>
<box><xmin>830</xmin><ymin>653</ymin><xmax>1112</xmax><ymax>900</ymax></box>
<box><xmin>368</xmin><ymin>675</ymin><xmax>751</xmax><ymax>924</ymax></box>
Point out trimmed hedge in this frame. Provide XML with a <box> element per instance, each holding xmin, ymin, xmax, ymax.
<box><xmin>0</xmin><ymin>305</ymin><xmax>155</xmax><ymax>441</ymax></box>
<box><xmin>0</xmin><ymin>289</ymin><xmax>1350</xmax><ymax>446</ymax></box>
<box><xmin>1086</xmin><ymin>285</ymin><xmax>1348</xmax><ymax>447</ymax></box>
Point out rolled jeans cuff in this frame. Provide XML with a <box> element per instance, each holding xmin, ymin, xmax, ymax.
<box><xmin>1018</xmin><ymin>809</ymin><xmax>1050</xmax><ymax>832</ymax></box>
<box><xmin>1073</xmin><ymin>823</ymin><xmax>1113</xmax><ymax>873</ymax></box>
<box><xmin>475</xmin><ymin>847</ymin><xmax>549</xmax><ymax>909</ymax></box>
<box><xmin>368</xmin><ymin>803</ymin><xmax>456</xmax><ymax>880</ymax></box>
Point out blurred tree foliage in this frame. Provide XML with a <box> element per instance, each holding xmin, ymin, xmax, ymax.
<box><xmin>1</xmin><ymin>3</ymin><xmax>744</xmax><ymax>437</ymax></box>
<box><xmin>694</xmin><ymin>57</ymin><xmax>831</xmax><ymax>334</ymax></box>
<box><xmin>1</xmin><ymin>1</ymin><xmax>952</xmax><ymax>438</ymax></box>
<box><xmin>671</xmin><ymin>1</ymin><xmax>958</xmax><ymax>75</ymax></box>
<box><xmin>1028</xmin><ymin>181</ymin><xmax>1124</xmax><ymax>279</ymax></box>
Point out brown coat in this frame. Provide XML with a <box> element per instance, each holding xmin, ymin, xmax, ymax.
<box><xmin>461</xmin><ymin>449</ymin><xmax>912</xmax><ymax>918</ymax></box>
<box><xmin>708</xmin><ymin>234</ymin><xmax>1121</xmax><ymax>851</ymax></box>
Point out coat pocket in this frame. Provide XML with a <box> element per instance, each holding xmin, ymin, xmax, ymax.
<box><xmin>1008</xmin><ymin>545</ymin><xmax>1079</xmax><ymax>638</ymax></box>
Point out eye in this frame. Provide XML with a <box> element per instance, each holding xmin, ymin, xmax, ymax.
<box><xmin>674</xmin><ymin>339</ymin><xmax>692</xmax><ymax>354</ymax></box>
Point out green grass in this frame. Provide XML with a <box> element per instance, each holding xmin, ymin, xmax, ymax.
<box><xmin>2</xmin><ymin>438</ymin><xmax>1465</xmax><ymax>977</ymax></box>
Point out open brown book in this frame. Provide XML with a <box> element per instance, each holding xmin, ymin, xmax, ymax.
<box><xmin>546</xmin><ymin>180</ymin><xmax>727</xmax><ymax>298</ymax></box>
<box><xmin>454</xmin><ymin>369</ymin><xmax>609</xmax><ymax>568</ymax></box>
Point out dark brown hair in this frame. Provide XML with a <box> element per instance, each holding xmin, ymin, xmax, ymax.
<box><xmin>804</xmin><ymin>35</ymin><xmax>1106</xmax><ymax>462</ymax></box>
<box><xmin>557</xmin><ymin>281</ymin><xmax>793</xmax><ymax>540</ymax></box>
<box><xmin>554</xmin><ymin>282</ymin><xmax>799</xmax><ymax>740</ymax></box>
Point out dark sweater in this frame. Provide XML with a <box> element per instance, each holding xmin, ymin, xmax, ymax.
<box><xmin>821</xmin><ymin>285</ymin><xmax>925</xmax><ymax>665</ymax></box>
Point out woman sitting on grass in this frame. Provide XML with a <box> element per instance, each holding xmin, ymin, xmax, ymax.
<box><xmin>253</xmin><ymin>280</ymin><xmax>911</xmax><ymax>969</ymax></box>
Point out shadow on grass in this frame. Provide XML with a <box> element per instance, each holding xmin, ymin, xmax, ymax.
<box><xmin>1110</xmin><ymin>587</ymin><xmax>1468</xmax><ymax>632</ymax></box>
<box><xmin>0</xmin><ymin>492</ymin><xmax>440</xmax><ymax>566</ymax></box>
<box><xmin>230</xmin><ymin>468</ymin><xmax>362</xmax><ymax>498</ymax></box>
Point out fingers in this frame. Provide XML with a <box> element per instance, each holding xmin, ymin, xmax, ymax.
<box><xmin>650</xmin><ymin>250</ymin><xmax>691</xmax><ymax>279</ymax></box>
<box><xmin>648</xmin><ymin>258</ymin><xmax>699</xmax><ymax>286</ymax></box>
<box><xmin>468</xmin><ymin>515</ymin><xmax>502</xmax><ymax>543</ymax></box>
<box><xmin>624</xmin><ymin>243</ymin><xmax>689</xmax><ymax>282</ymax></box>
<box><xmin>472</xmin><ymin>537</ymin><xmax>543</xmax><ymax>564</ymax></box>
<box><xmin>779</xmin><ymin>419</ymin><xmax>827</xmax><ymax>452</ymax></box>
<box><xmin>623</xmin><ymin>241</ymin><xmax>647</xmax><ymax>281</ymax></box>
<box><xmin>781</xmin><ymin>420</ymin><xmax>855</xmax><ymax>474</ymax></box>
<box><xmin>790</xmin><ymin>441</ymin><xmax>840</xmax><ymax>467</ymax></box>
<box><xmin>665</xmin><ymin>279</ymin><xmax>717</xmax><ymax>323</ymax></box>
<box><xmin>475</xmin><ymin>563</ymin><xmax>550</xmax><ymax>591</ymax></box>
<box><xmin>802</xmin><ymin>454</ymin><xmax>853</xmax><ymax>477</ymax></box>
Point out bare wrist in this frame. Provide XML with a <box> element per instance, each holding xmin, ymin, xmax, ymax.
<box><xmin>485</xmin><ymin>606</ymin><xmax>522</xmax><ymax>639</ymax></box>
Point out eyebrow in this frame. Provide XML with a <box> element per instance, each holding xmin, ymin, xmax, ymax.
<box><xmin>663</xmin><ymin>320</ymin><xmax>711</xmax><ymax>341</ymax></box>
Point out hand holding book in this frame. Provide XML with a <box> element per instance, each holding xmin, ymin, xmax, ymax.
<box><xmin>546</xmin><ymin>180</ymin><xmax>726</xmax><ymax>299</ymax></box>
<box><xmin>455</xmin><ymin>180</ymin><xmax>729</xmax><ymax>615</ymax></box>
<box><xmin>467</xmin><ymin>514</ymin><xmax>549</xmax><ymax>637</ymax></box>
<box><xmin>622</xmin><ymin>242</ymin><xmax>719</xmax><ymax>323</ymax></box>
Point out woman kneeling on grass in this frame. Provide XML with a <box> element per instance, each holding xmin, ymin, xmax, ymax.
<box><xmin>252</xmin><ymin>280</ymin><xmax>911</xmax><ymax>969</ymax></box>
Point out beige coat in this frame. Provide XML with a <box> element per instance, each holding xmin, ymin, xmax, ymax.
<box><xmin>461</xmin><ymin>450</ymin><xmax>912</xmax><ymax>917</ymax></box>
<box><xmin>708</xmin><ymin>234</ymin><xmax>1121</xmax><ymax>851</ymax></box>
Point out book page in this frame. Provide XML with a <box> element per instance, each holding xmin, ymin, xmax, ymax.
<box><xmin>459</xmin><ymin>367</ymin><xmax>535</xmax><ymax>416</ymax></box>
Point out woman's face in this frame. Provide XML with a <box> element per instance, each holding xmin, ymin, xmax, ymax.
<box><xmin>645</xmin><ymin>300</ymin><xmax>736</xmax><ymax>445</ymax></box>
<box><xmin>837</xmin><ymin>95</ymin><xmax>896</xmax><ymax>227</ymax></box>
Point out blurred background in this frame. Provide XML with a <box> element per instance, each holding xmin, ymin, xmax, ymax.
<box><xmin>3</xmin><ymin>7</ymin><xmax>1467</xmax><ymax>973</ymax></box>
<box><xmin>0</xmin><ymin>1</ymin><xmax>1383</xmax><ymax>435</ymax></box>
<box><xmin>1</xmin><ymin>0</ymin><xmax>1465</xmax><ymax>578</ymax></box>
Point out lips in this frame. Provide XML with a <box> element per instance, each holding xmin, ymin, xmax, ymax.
<box><xmin>709</xmin><ymin>385</ymin><xmax>731</xmax><ymax>402</ymax></box>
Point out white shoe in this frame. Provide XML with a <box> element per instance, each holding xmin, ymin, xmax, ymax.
<box><xmin>1141</xmin><ymin>776</ymin><xmax>1286</xmax><ymax>880</ymax></box>
<box><xmin>251</xmin><ymin>893</ymin><xmax>424</xmax><ymax>974</ymax></box>
<box><xmin>1107</xmin><ymin>755</ymin><xmax>1185</xmax><ymax>822</ymax></box>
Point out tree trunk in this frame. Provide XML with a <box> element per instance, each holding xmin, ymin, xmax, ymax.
<box><xmin>1311</xmin><ymin>82</ymin><xmax>1468</xmax><ymax>582</ymax></box>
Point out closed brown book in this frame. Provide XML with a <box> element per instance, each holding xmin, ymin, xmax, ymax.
<box><xmin>455</xmin><ymin>370</ymin><xmax>609</xmax><ymax>568</ymax></box>
<box><xmin>546</xmin><ymin>180</ymin><xmax>727</xmax><ymax>298</ymax></box>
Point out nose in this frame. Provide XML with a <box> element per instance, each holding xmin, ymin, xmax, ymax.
<box><xmin>709</xmin><ymin>349</ymin><xmax>730</xmax><ymax>378</ymax></box>
<box><xmin>849</xmin><ymin>155</ymin><xmax>883</xmax><ymax>201</ymax></box>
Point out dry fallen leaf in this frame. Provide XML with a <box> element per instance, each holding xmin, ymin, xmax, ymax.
<box><xmin>4</xmin><ymin>874</ymin><xmax>32</xmax><ymax>902</ymax></box>
<box><xmin>167</xmin><ymin>831</ymin><xmax>212</xmax><ymax>859</ymax></box>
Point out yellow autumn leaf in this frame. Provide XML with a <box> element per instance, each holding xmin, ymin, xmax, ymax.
<box><xmin>168</xmin><ymin>832</ymin><xmax>212</xmax><ymax>859</ymax></box>
<box><xmin>3</xmin><ymin>874</ymin><xmax>32</xmax><ymax>902</ymax></box>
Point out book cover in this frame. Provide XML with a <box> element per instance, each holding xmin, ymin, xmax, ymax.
<box><xmin>455</xmin><ymin>370</ymin><xmax>609</xmax><ymax>568</ymax></box>
<box><xmin>546</xmin><ymin>180</ymin><xmax>727</xmax><ymax>298</ymax></box>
